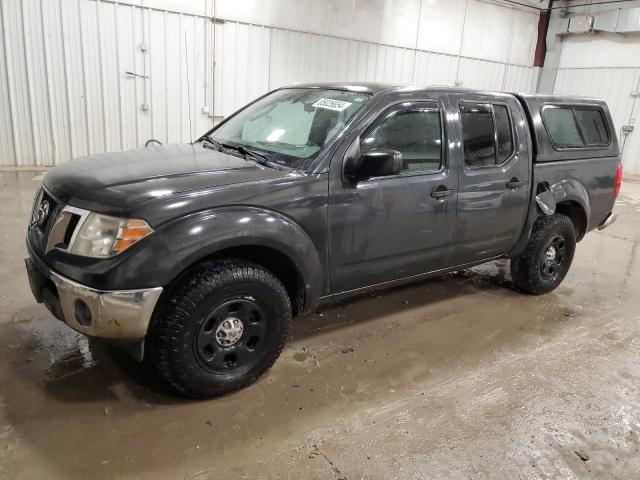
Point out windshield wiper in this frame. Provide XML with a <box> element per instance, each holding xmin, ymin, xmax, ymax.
<box><xmin>201</xmin><ymin>135</ymin><xmax>225</xmax><ymax>151</ymax></box>
<box><xmin>201</xmin><ymin>136</ymin><xmax>281</xmax><ymax>169</ymax></box>
<box><xmin>225</xmin><ymin>144</ymin><xmax>273</xmax><ymax>167</ymax></box>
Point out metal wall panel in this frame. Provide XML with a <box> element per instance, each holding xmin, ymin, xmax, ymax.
<box><xmin>2</xmin><ymin>0</ymin><xmax>35</xmax><ymax>165</ymax></box>
<box><xmin>0</xmin><ymin>0</ymin><xmax>17</xmax><ymax>164</ymax></box>
<box><xmin>554</xmin><ymin>67</ymin><xmax>640</xmax><ymax>175</ymax></box>
<box><xmin>0</xmin><ymin>1</ymin><xmax>538</xmax><ymax>166</ymax></box>
<box><xmin>213</xmin><ymin>21</ymin><xmax>270</xmax><ymax>118</ymax></box>
<box><xmin>0</xmin><ymin>0</ymin><xmax>214</xmax><ymax>166</ymax></box>
<box><xmin>268</xmin><ymin>29</ymin><xmax>416</xmax><ymax>91</ymax></box>
<box><xmin>215</xmin><ymin>20</ymin><xmax>539</xmax><ymax>118</ymax></box>
<box><xmin>503</xmin><ymin>64</ymin><xmax>539</xmax><ymax>93</ymax></box>
<box><xmin>458</xmin><ymin>58</ymin><xmax>505</xmax><ymax>90</ymax></box>
<box><xmin>413</xmin><ymin>51</ymin><xmax>458</xmax><ymax>86</ymax></box>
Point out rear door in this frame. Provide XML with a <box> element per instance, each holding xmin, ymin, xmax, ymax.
<box><xmin>448</xmin><ymin>94</ymin><xmax>531</xmax><ymax>266</ymax></box>
<box><xmin>328</xmin><ymin>96</ymin><xmax>458</xmax><ymax>293</ymax></box>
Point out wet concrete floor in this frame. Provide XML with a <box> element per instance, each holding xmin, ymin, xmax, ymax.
<box><xmin>1</xmin><ymin>169</ymin><xmax>640</xmax><ymax>479</ymax></box>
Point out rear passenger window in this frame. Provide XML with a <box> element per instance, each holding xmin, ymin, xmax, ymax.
<box><xmin>542</xmin><ymin>105</ymin><xmax>609</xmax><ymax>148</ymax></box>
<box><xmin>494</xmin><ymin>105</ymin><xmax>513</xmax><ymax>163</ymax></box>
<box><xmin>460</xmin><ymin>102</ymin><xmax>514</xmax><ymax>167</ymax></box>
<box><xmin>460</xmin><ymin>104</ymin><xmax>495</xmax><ymax>167</ymax></box>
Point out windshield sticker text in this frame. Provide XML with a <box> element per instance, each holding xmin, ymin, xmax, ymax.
<box><xmin>312</xmin><ymin>98</ymin><xmax>352</xmax><ymax>112</ymax></box>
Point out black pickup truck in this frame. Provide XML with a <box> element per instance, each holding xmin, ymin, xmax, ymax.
<box><xmin>25</xmin><ymin>84</ymin><xmax>621</xmax><ymax>398</ymax></box>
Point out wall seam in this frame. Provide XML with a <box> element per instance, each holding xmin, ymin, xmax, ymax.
<box><xmin>214</xmin><ymin>17</ymin><xmax>534</xmax><ymax>69</ymax></box>
<box><xmin>96</xmin><ymin>0</ymin><xmax>108</xmax><ymax>151</ymax></box>
<box><xmin>163</xmin><ymin>9</ymin><xmax>168</xmax><ymax>142</ymax></box>
<box><xmin>412</xmin><ymin>0</ymin><xmax>425</xmax><ymax>83</ymax></box>
<box><xmin>115</xmin><ymin>2</ymin><xmax>124</xmax><ymax>150</ymax></box>
<box><xmin>178</xmin><ymin>12</ymin><xmax>182</xmax><ymax>141</ymax></box>
<box><xmin>40</xmin><ymin>0</ymin><xmax>56</xmax><ymax>165</ymax></box>
<box><xmin>59</xmin><ymin>0</ymin><xmax>75</xmax><ymax>159</ymax></box>
<box><xmin>147</xmin><ymin>5</ymin><xmax>154</xmax><ymax>140</ymax></box>
<box><xmin>133</xmin><ymin>5</ymin><xmax>139</xmax><ymax>146</ymax></box>
<box><xmin>501</xmin><ymin>5</ymin><xmax>517</xmax><ymax>89</ymax></box>
<box><xmin>455</xmin><ymin>0</ymin><xmax>470</xmax><ymax>83</ymax></box>
<box><xmin>77</xmin><ymin>0</ymin><xmax>91</xmax><ymax>154</ymax></box>
<box><xmin>0</xmin><ymin>0</ymin><xmax>18</xmax><ymax>166</ymax></box>
<box><xmin>20</xmin><ymin>0</ymin><xmax>38</xmax><ymax>165</ymax></box>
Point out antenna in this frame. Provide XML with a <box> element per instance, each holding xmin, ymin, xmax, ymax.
<box><xmin>184</xmin><ymin>32</ymin><xmax>194</xmax><ymax>146</ymax></box>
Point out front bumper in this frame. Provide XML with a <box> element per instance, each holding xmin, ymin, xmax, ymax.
<box><xmin>25</xmin><ymin>255</ymin><xmax>162</xmax><ymax>340</ymax></box>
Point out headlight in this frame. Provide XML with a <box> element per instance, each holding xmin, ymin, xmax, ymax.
<box><xmin>69</xmin><ymin>213</ymin><xmax>154</xmax><ymax>258</ymax></box>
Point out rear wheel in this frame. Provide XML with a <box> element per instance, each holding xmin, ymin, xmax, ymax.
<box><xmin>511</xmin><ymin>213</ymin><xmax>576</xmax><ymax>295</ymax></box>
<box><xmin>147</xmin><ymin>259</ymin><xmax>291</xmax><ymax>398</ymax></box>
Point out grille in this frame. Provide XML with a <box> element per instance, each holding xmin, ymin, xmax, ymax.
<box><xmin>32</xmin><ymin>188</ymin><xmax>59</xmax><ymax>230</ymax></box>
<box><xmin>28</xmin><ymin>187</ymin><xmax>65</xmax><ymax>255</ymax></box>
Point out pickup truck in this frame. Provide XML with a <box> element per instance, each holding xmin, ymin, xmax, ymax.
<box><xmin>25</xmin><ymin>83</ymin><xmax>622</xmax><ymax>398</ymax></box>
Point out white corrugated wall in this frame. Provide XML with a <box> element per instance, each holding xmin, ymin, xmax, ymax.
<box><xmin>213</xmin><ymin>20</ymin><xmax>539</xmax><ymax>119</ymax></box>
<box><xmin>0</xmin><ymin>0</ymin><xmax>214</xmax><ymax>166</ymax></box>
<box><xmin>553</xmin><ymin>35</ymin><xmax>640</xmax><ymax>175</ymax></box>
<box><xmin>0</xmin><ymin>0</ymin><xmax>540</xmax><ymax>166</ymax></box>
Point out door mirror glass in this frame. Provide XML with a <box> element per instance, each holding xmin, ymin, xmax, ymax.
<box><xmin>354</xmin><ymin>148</ymin><xmax>402</xmax><ymax>180</ymax></box>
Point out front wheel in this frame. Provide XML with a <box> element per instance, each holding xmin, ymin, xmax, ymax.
<box><xmin>511</xmin><ymin>213</ymin><xmax>576</xmax><ymax>295</ymax></box>
<box><xmin>147</xmin><ymin>259</ymin><xmax>291</xmax><ymax>398</ymax></box>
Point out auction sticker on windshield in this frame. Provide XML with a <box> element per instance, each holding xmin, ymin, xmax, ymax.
<box><xmin>312</xmin><ymin>98</ymin><xmax>352</xmax><ymax>111</ymax></box>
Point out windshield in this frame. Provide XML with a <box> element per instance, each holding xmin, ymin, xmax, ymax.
<box><xmin>206</xmin><ymin>88</ymin><xmax>371</xmax><ymax>169</ymax></box>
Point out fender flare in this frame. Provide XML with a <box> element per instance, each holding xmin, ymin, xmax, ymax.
<box><xmin>535</xmin><ymin>179</ymin><xmax>591</xmax><ymax>223</ymax></box>
<box><xmin>508</xmin><ymin>179</ymin><xmax>591</xmax><ymax>258</ymax></box>
<box><xmin>156</xmin><ymin>206</ymin><xmax>324</xmax><ymax>312</ymax></box>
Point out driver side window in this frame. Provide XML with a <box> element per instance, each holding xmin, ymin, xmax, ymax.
<box><xmin>360</xmin><ymin>108</ymin><xmax>443</xmax><ymax>173</ymax></box>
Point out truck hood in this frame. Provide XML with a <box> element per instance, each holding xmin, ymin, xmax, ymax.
<box><xmin>43</xmin><ymin>143</ymin><xmax>290</xmax><ymax>213</ymax></box>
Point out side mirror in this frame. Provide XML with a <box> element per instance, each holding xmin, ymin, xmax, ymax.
<box><xmin>353</xmin><ymin>148</ymin><xmax>402</xmax><ymax>181</ymax></box>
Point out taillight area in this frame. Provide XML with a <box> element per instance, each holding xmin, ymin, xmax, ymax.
<box><xmin>614</xmin><ymin>163</ymin><xmax>623</xmax><ymax>198</ymax></box>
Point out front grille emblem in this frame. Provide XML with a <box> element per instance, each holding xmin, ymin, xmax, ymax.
<box><xmin>36</xmin><ymin>199</ymin><xmax>50</xmax><ymax>227</ymax></box>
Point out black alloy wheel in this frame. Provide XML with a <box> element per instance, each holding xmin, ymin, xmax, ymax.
<box><xmin>539</xmin><ymin>234</ymin><xmax>568</xmax><ymax>282</ymax></box>
<box><xmin>511</xmin><ymin>213</ymin><xmax>577</xmax><ymax>295</ymax></box>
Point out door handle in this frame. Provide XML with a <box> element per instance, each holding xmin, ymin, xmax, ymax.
<box><xmin>506</xmin><ymin>178</ymin><xmax>526</xmax><ymax>189</ymax></box>
<box><xmin>431</xmin><ymin>187</ymin><xmax>456</xmax><ymax>199</ymax></box>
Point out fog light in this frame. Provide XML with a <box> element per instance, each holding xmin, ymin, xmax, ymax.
<box><xmin>74</xmin><ymin>299</ymin><xmax>93</xmax><ymax>326</ymax></box>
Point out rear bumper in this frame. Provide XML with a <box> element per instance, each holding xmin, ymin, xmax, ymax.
<box><xmin>598</xmin><ymin>212</ymin><xmax>617</xmax><ymax>230</ymax></box>
<box><xmin>25</xmin><ymin>254</ymin><xmax>162</xmax><ymax>340</ymax></box>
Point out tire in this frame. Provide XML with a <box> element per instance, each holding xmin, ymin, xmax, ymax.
<box><xmin>510</xmin><ymin>213</ymin><xmax>576</xmax><ymax>295</ymax></box>
<box><xmin>147</xmin><ymin>259</ymin><xmax>291</xmax><ymax>398</ymax></box>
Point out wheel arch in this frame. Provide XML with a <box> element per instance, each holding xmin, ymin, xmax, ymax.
<box><xmin>509</xmin><ymin>178</ymin><xmax>591</xmax><ymax>257</ymax></box>
<box><xmin>555</xmin><ymin>200</ymin><xmax>588</xmax><ymax>241</ymax></box>
<box><xmin>157</xmin><ymin>206</ymin><xmax>324</xmax><ymax>315</ymax></box>
<box><xmin>181</xmin><ymin>244</ymin><xmax>307</xmax><ymax>316</ymax></box>
<box><xmin>537</xmin><ymin>179</ymin><xmax>591</xmax><ymax>241</ymax></box>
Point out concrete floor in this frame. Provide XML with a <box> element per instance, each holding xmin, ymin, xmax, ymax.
<box><xmin>1</xmin><ymin>169</ymin><xmax>640</xmax><ymax>479</ymax></box>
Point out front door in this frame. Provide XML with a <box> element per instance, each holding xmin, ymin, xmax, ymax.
<box><xmin>448</xmin><ymin>94</ymin><xmax>531</xmax><ymax>266</ymax></box>
<box><xmin>328</xmin><ymin>98</ymin><xmax>458</xmax><ymax>293</ymax></box>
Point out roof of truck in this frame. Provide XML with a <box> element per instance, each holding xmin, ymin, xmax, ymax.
<box><xmin>516</xmin><ymin>92</ymin><xmax>606</xmax><ymax>103</ymax></box>
<box><xmin>283</xmin><ymin>83</ymin><xmax>604</xmax><ymax>103</ymax></box>
<box><xmin>282</xmin><ymin>82</ymin><xmax>618</xmax><ymax>162</ymax></box>
<box><xmin>281</xmin><ymin>82</ymin><xmax>499</xmax><ymax>95</ymax></box>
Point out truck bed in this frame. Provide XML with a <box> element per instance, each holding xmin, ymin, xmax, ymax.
<box><xmin>515</xmin><ymin>93</ymin><xmax>620</xmax><ymax>234</ymax></box>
